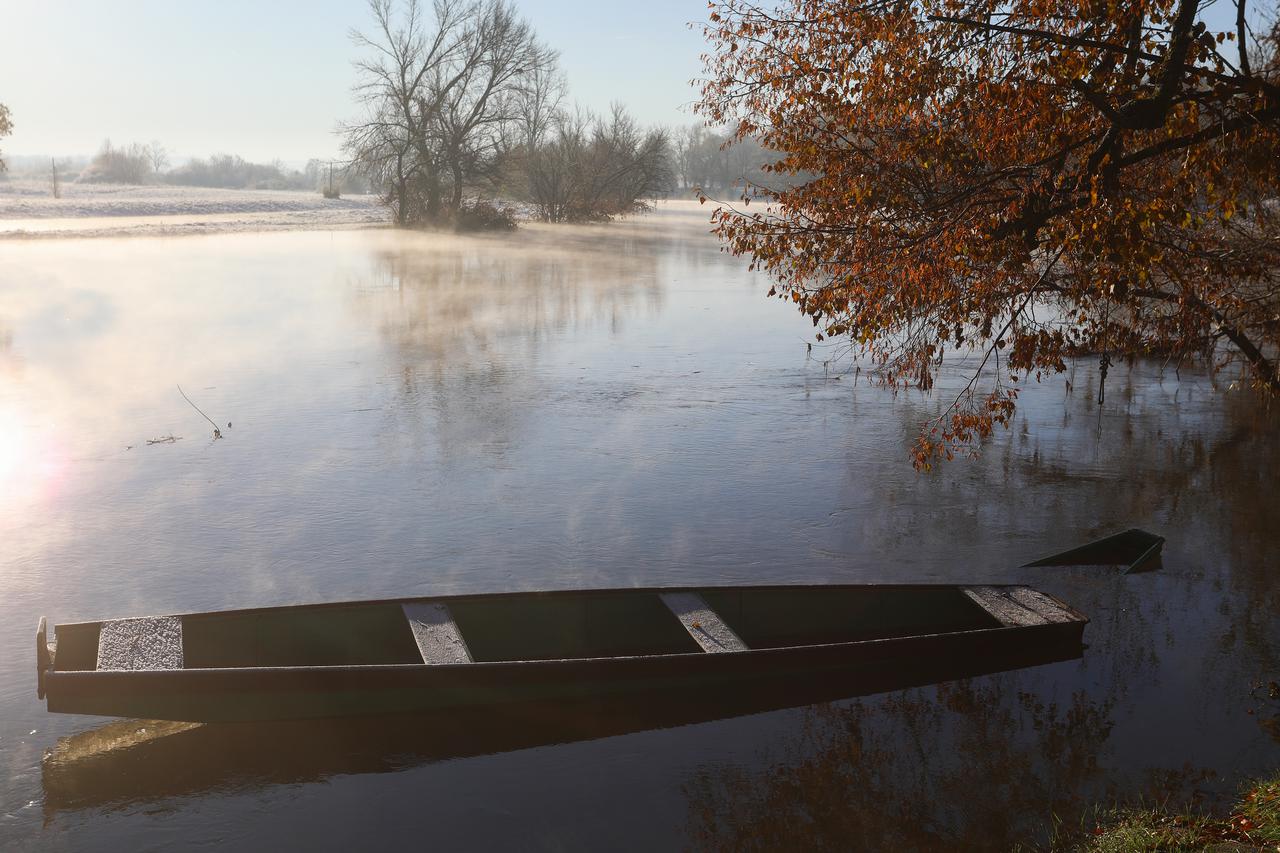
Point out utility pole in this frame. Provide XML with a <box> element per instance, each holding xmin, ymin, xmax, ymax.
<box><xmin>50</xmin><ymin>158</ymin><xmax>60</xmax><ymax>199</ymax></box>
<box><xmin>323</xmin><ymin>160</ymin><xmax>340</xmax><ymax>199</ymax></box>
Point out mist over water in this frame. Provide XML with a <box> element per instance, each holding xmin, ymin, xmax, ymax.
<box><xmin>0</xmin><ymin>203</ymin><xmax>1277</xmax><ymax>849</ymax></box>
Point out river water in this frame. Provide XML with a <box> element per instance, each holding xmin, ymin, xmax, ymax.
<box><xmin>1</xmin><ymin>202</ymin><xmax>1276</xmax><ymax>850</ymax></box>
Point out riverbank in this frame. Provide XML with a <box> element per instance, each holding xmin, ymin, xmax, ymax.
<box><xmin>0</xmin><ymin>179</ymin><xmax>388</xmax><ymax>238</ymax></box>
<box><xmin>1060</xmin><ymin>773</ymin><xmax>1280</xmax><ymax>851</ymax></box>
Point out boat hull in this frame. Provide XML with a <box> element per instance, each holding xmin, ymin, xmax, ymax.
<box><xmin>44</xmin><ymin>619</ymin><xmax>1083</xmax><ymax>722</ymax></box>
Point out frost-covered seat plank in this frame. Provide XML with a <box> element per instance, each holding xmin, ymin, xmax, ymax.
<box><xmin>403</xmin><ymin>602</ymin><xmax>473</xmax><ymax>665</ymax></box>
<box><xmin>96</xmin><ymin>617</ymin><xmax>184</xmax><ymax>671</ymax></box>
<box><xmin>961</xmin><ymin>586</ymin><xmax>1058</xmax><ymax>627</ymax></box>
<box><xmin>660</xmin><ymin>592</ymin><xmax>748</xmax><ymax>653</ymax></box>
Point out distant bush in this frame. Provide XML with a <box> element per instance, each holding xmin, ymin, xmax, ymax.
<box><xmin>1</xmin><ymin>153</ymin><xmax>89</xmax><ymax>179</ymax></box>
<box><xmin>78</xmin><ymin>140</ymin><xmax>152</xmax><ymax>184</ymax></box>
<box><xmin>166</xmin><ymin>154</ymin><xmax>291</xmax><ymax>190</ymax></box>
<box><xmin>163</xmin><ymin>155</ymin><xmax>373</xmax><ymax>194</ymax></box>
<box><xmin>453</xmin><ymin>199</ymin><xmax>518</xmax><ymax>232</ymax></box>
<box><xmin>517</xmin><ymin>105</ymin><xmax>675</xmax><ymax>223</ymax></box>
<box><xmin>58</xmin><ymin>140</ymin><xmax>373</xmax><ymax>194</ymax></box>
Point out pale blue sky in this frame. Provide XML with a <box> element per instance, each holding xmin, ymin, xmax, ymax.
<box><xmin>0</xmin><ymin>0</ymin><xmax>711</xmax><ymax>163</ymax></box>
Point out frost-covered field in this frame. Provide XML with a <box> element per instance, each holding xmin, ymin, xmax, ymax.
<box><xmin>0</xmin><ymin>179</ymin><xmax>388</xmax><ymax>237</ymax></box>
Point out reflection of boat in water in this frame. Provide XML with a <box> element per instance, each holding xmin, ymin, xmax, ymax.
<box><xmin>42</xmin><ymin>641</ymin><xmax>1083</xmax><ymax>817</ymax></box>
<box><xmin>38</xmin><ymin>583</ymin><xmax>1088</xmax><ymax>722</ymax></box>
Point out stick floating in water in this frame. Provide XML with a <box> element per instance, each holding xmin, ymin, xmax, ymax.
<box><xmin>177</xmin><ymin>385</ymin><xmax>223</xmax><ymax>440</ymax></box>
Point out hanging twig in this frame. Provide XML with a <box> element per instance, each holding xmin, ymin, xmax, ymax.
<box><xmin>1098</xmin><ymin>352</ymin><xmax>1111</xmax><ymax>405</ymax></box>
<box><xmin>177</xmin><ymin>384</ymin><xmax>223</xmax><ymax>439</ymax></box>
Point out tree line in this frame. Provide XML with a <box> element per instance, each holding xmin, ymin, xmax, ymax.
<box><xmin>70</xmin><ymin>141</ymin><xmax>373</xmax><ymax>193</ymax></box>
<box><xmin>3</xmin><ymin>0</ymin><xmax>781</xmax><ymax>218</ymax></box>
<box><xmin>3</xmin><ymin>121</ymin><xmax>765</xmax><ymax>202</ymax></box>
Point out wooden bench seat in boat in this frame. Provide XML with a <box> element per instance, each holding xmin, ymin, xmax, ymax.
<box><xmin>660</xmin><ymin>592</ymin><xmax>748</xmax><ymax>653</ymax></box>
<box><xmin>95</xmin><ymin>617</ymin><xmax>184</xmax><ymax>671</ymax></box>
<box><xmin>402</xmin><ymin>602</ymin><xmax>473</xmax><ymax>665</ymax></box>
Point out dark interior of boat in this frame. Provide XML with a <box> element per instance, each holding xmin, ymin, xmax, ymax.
<box><xmin>52</xmin><ymin>587</ymin><xmax>1005</xmax><ymax>670</ymax></box>
<box><xmin>701</xmin><ymin>587</ymin><xmax>1001</xmax><ymax>649</ymax></box>
<box><xmin>449</xmin><ymin>594</ymin><xmax>703</xmax><ymax>662</ymax></box>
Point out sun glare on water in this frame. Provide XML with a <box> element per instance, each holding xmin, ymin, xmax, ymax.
<box><xmin>0</xmin><ymin>407</ymin><xmax>27</xmax><ymax>484</ymax></box>
<box><xmin>0</xmin><ymin>406</ymin><xmax>66</xmax><ymax>511</ymax></box>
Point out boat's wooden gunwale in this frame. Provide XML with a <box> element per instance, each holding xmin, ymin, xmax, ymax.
<box><xmin>1042</xmin><ymin>595</ymin><xmax>1088</xmax><ymax>623</ymax></box>
<box><xmin>46</xmin><ymin>582</ymin><xmax>1065</xmax><ymax>630</ymax></box>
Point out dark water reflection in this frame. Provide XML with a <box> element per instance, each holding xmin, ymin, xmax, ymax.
<box><xmin>0</xmin><ymin>203</ymin><xmax>1277</xmax><ymax>849</ymax></box>
<box><xmin>39</xmin><ymin>647</ymin><xmax>1079</xmax><ymax>820</ymax></box>
<box><xmin>686</xmin><ymin>676</ymin><xmax>1117</xmax><ymax>851</ymax></box>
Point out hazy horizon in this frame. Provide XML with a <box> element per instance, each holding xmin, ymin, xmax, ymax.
<box><xmin>0</xmin><ymin>0</ymin><xmax>708</xmax><ymax>164</ymax></box>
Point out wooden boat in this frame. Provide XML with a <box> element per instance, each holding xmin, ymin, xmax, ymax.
<box><xmin>36</xmin><ymin>583</ymin><xmax>1086</xmax><ymax>723</ymax></box>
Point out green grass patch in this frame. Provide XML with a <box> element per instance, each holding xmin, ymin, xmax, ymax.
<box><xmin>1081</xmin><ymin>773</ymin><xmax>1280</xmax><ymax>852</ymax></box>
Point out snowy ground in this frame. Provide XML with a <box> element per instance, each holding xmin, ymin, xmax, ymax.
<box><xmin>0</xmin><ymin>179</ymin><xmax>389</xmax><ymax>238</ymax></box>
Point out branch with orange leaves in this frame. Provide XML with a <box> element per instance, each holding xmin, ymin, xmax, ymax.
<box><xmin>912</xmin><ymin>247</ymin><xmax>1066</xmax><ymax>471</ymax></box>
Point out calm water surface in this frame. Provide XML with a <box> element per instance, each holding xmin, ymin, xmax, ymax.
<box><xmin>1</xmin><ymin>203</ymin><xmax>1277</xmax><ymax>850</ymax></box>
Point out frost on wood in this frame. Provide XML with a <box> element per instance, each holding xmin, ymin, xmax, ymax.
<box><xmin>96</xmin><ymin>617</ymin><xmax>184</xmax><ymax>671</ymax></box>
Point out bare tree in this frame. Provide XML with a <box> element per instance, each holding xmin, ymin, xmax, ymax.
<box><xmin>344</xmin><ymin>0</ymin><xmax>470</xmax><ymax>224</ymax></box>
<box><xmin>515</xmin><ymin>62</ymin><xmax>565</xmax><ymax>150</ymax></box>
<box><xmin>434</xmin><ymin>0</ymin><xmax>557</xmax><ymax>209</ymax></box>
<box><xmin>79</xmin><ymin>140</ymin><xmax>151</xmax><ymax>184</ymax></box>
<box><xmin>672</xmin><ymin>124</ymin><xmax>694</xmax><ymax>190</ymax></box>
<box><xmin>0</xmin><ymin>103</ymin><xmax>11</xmax><ymax>173</ymax></box>
<box><xmin>521</xmin><ymin>104</ymin><xmax>674</xmax><ymax>222</ymax></box>
<box><xmin>343</xmin><ymin>0</ymin><xmax>552</xmax><ymax>226</ymax></box>
<box><xmin>671</xmin><ymin>123</ymin><xmax>777</xmax><ymax>194</ymax></box>
<box><xmin>147</xmin><ymin>141</ymin><xmax>169</xmax><ymax>177</ymax></box>
<box><xmin>522</xmin><ymin>107</ymin><xmax>590</xmax><ymax>222</ymax></box>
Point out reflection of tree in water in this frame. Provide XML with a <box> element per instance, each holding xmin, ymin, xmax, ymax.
<box><xmin>818</xmin><ymin>380</ymin><xmax>1273</xmax><ymax>731</ymax></box>
<box><xmin>686</xmin><ymin>675</ymin><xmax>1115</xmax><ymax>851</ymax></box>
<box><xmin>0</xmin><ymin>319</ymin><xmax>19</xmax><ymax>379</ymax></box>
<box><xmin>366</xmin><ymin>247</ymin><xmax>659</xmax><ymax>369</ymax></box>
<box><xmin>683</xmin><ymin>367</ymin><xmax>1280</xmax><ymax>850</ymax></box>
<box><xmin>351</xmin><ymin>229</ymin><xmax>665</xmax><ymax>457</ymax></box>
<box><xmin>1197</xmin><ymin>414</ymin><xmax>1280</xmax><ymax>668</ymax></box>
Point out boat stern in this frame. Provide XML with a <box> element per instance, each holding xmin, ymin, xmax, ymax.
<box><xmin>36</xmin><ymin>617</ymin><xmax>53</xmax><ymax>700</ymax></box>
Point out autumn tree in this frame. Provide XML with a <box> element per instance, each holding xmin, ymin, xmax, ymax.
<box><xmin>698</xmin><ymin>0</ymin><xmax>1280</xmax><ymax>467</ymax></box>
